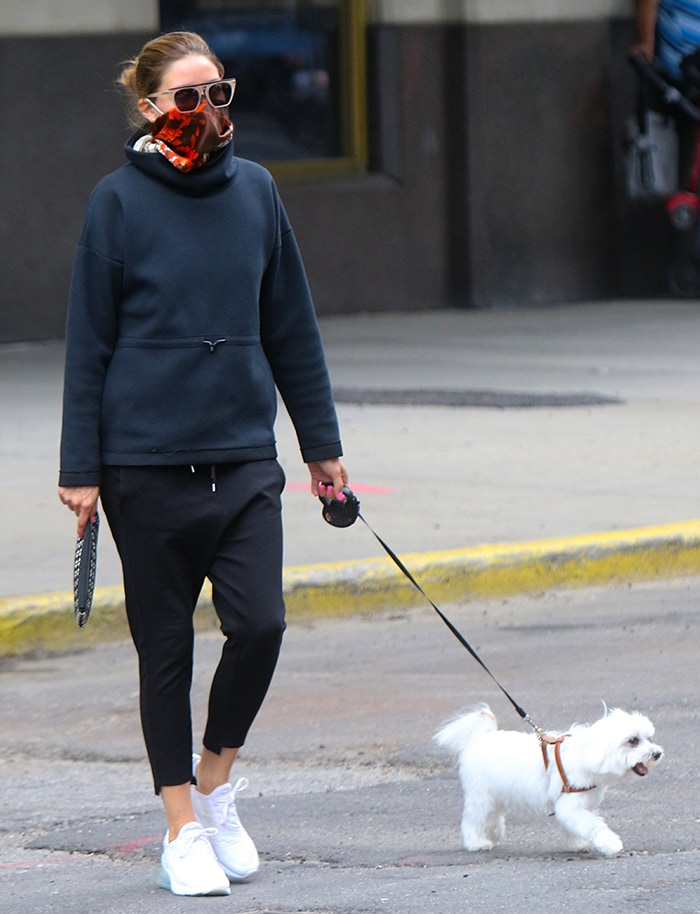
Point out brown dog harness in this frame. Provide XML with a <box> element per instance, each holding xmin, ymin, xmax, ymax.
<box><xmin>539</xmin><ymin>734</ymin><xmax>596</xmax><ymax>794</ymax></box>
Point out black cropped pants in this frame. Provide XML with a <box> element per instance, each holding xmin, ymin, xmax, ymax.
<box><xmin>100</xmin><ymin>460</ymin><xmax>287</xmax><ymax>794</ymax></box>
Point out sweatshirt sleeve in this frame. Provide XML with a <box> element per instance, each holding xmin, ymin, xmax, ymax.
<box><xmin>58</xmin><ymin>186</ymin><xmax>123</xmax><ymax>486</ymax></box>
<box><xmin>259</xmin><ymin>190</ymin><xmax>342</xmax><ymax>464</ymax></box>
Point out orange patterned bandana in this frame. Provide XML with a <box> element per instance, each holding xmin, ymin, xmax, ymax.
<box><xmin>148</xmin><ymin>103</ymin><xmax>233</xmax><ymax>172</ymax></box>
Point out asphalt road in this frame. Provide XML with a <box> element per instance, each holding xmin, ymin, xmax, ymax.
<box><xmin>0</xmin><ymin>577</ymin><xmax>698</xmax><ymax>913</ymax></box>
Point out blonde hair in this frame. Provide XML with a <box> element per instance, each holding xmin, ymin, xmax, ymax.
<box><xmin>119</xmin><ymin>31</ymin><xmax>224</xmax><ymax>129</ymax></box>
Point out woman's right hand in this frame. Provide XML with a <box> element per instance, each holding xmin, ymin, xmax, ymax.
<box><xmin>630</xmin><ymin>40</ymin><xmax>655</xmax><ymax>61</ymax></box>
<box><xmin>58</xmin><ymin>485</ymin><xmax>100</xmax><ymax>539</ymax></box>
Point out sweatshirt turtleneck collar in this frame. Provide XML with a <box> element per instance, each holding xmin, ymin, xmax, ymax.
<box><xmin>125</xmin><ymin>131</ymin><xmax>239</xmax><ymax>197</ymax></box>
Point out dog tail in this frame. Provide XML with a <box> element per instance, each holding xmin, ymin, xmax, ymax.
<box><xmin>434</xmin><ymin>703</ymin><xmax>497</xmax><ymax>754</ymax></box>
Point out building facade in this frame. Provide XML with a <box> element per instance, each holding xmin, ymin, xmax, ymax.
<box><xmin>1</xmin><ymin>1</ymin><xmax>650</xmax><ymax>341</ymax></box>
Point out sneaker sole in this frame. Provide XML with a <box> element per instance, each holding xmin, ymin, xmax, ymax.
<box><xmin>223</xmin><ymin>863</ymin><xmax>259</xmax><ymax>883</ymax></box>
<box><xmin>157</xmin><ymin>865</ymin><xmax>231</xmax><ymax>896</ymax></box>
<box><xmin>207</xmin><ymin>837</ymin><xmax>259</xmax><ymax>881</ymax></box>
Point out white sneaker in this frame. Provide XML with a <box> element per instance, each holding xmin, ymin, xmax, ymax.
<box><xmin>157</xmin><ymin>821</ymin><xmax>230</xmax><ymax>896</ymax></box>
<box><xmin>191</xmin><ymin>754</ymin><xmax>260</xmax><ymax>881</ymax></box>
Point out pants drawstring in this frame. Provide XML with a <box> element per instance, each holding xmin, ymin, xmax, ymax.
<box><xmin>189</xmin><ymin>464</ymin><xmax>217</xmax><ymax>493</ymax></box>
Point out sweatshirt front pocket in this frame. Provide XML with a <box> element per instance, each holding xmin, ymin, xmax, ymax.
<box><xmin>101</xmin><ymin>336</ymin><xmax>277</xmax><ymax>460</ymax></box>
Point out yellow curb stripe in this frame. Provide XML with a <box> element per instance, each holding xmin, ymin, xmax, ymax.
<box><xmin>282</xmin><ymin>519</ymin><xmax>700</xmax><ymax>617</ymax></box>
<box><xmin>2</xmin><ymin>520</ymin><xmax>700</xmax><ymax>656</ymax></box>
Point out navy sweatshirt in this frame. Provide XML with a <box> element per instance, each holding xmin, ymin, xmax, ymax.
<box><xmin>59</xmin><ymin>138</ymin><xmax>342</xmax><ymax>487</ymax></box>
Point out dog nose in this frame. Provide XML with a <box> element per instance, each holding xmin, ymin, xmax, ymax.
<box><xmin>652</xmin><ymin>750</ymin><xmax>663</xmax><ymax>761</ymax></box>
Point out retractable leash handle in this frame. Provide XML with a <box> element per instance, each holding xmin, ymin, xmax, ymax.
<box><xmin>319</xmin><ymin>486</ymin><xmax>540</xmax><ymax>732</ymax></box>
<box><xmin>319</xmin><ymin>485</ymin><xmax>360</xmax><ymax>527</ymax></box>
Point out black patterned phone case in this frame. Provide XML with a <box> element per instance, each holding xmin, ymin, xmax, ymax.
<box><xmin>74</xmin><ymin>512</ymin><xmax>99</xmax><ymax>627</ymax></box>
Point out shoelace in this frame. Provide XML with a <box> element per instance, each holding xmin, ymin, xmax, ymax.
<box><xmin>173</xmin><ymin>824</ymin><xmax>218</xmax><ymax>858</ymax></box>
<box><xmin>214</xmin><ymin>778</ymin><xmax>249</xmax><ymax>830</ymax></box>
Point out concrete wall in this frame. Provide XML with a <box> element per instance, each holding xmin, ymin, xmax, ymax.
<box><xmin>369</xmin><ymin>0</ymin><xmax>631</xmax><ymax>23</ymax></box>
<box><xmin>0</xmin><ymin>0</ymin><xmax>156</xmax><ymax>33</ymax></box>
<box><xmin>0</xmin><ymin>33</ymin><xmax>147</xmax><ymax>340</ymax></box>
<box><xmin>463</xmin><ymin>21</ymin><xmax>616</xmax><ymax>307</ymax></box>
<box><xmin>0</xmin><ymin>3</ymin><xmax>651</xmax><ymax>340</ymax></box>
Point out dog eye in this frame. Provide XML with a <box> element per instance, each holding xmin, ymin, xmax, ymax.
<box><xmin>627</xmin><ymin>736</ymin><xmax>640</xmax><ymax>746</ymax></box>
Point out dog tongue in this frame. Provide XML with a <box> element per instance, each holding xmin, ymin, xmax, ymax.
<box><xmin>633</xmin><ymin>762</ymin><xmax>649</xmax><ymax>776</ymax></box>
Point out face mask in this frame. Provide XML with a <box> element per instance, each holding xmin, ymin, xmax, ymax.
<box><xmin>149</xmin><ymin>102</ymin><xmax>233</xmax><ymax>172</ymax></box>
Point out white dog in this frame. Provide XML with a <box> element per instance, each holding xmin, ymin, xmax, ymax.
<box><xmin>434</xmin><ymin>703</ymin><xmax>663</xmax><ymax>856</ymax></box>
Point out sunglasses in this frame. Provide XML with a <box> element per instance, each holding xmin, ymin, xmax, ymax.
<box><xmin>148</xmin><ymin>77</ymin><xmax>237</xmax><ymax>114</ymax></box>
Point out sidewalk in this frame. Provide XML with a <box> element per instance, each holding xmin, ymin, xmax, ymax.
<box><xmin>2</xmin><ymin>301</ymin><xmax>700</xmax><ymax>653</ymax></box>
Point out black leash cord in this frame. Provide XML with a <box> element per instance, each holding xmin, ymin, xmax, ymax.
<box><xmin>358</xmin><ymin>511</ymin><xmax>540</xmax><ymax>734</ymax></box>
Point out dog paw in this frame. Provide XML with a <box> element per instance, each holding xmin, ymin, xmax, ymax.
<box><xmin>566</xmin><ymin>836</ymin><xmax>590</xmax><ymax>852</ymax></box>
<box><xmin>595</xmin><ymin>833</ymin><xmax>624</xmax><ymax>857</ymax></box>
<box><xmin>464</xmin><ymin>838</ymin><xmax>494</xmax><ymax>852</ymax></box>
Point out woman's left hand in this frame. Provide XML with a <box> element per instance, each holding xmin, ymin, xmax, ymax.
<box><xmin>306</xmin><ymin>458</ymin><xmax>349</xmax><ymax>499</ymax></box>
<box><xmin>58</xmin><ymin>485</ymin><xmax>100</xmax><ymax>539</ymax></box>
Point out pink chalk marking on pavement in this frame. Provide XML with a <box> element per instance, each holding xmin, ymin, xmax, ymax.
<box><xmin>106</xmin><ymin>836</ymin><xmax>161</xmax><ymax>856</ymax></box>
<box><xmin>0</xmin><ymin>836</ymin><xmax>162</xmax><ymax>870</ymax></box>
<box><xmin>0</xmin><ymin>837</ymin><xmax>162</xmax><ymax>870</ymax></box>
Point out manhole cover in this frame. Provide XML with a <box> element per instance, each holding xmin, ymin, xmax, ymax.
<box><xmin>332</xmin><ymin>388</ymin><xmax>623</xmax><ymax>409</ymax></box>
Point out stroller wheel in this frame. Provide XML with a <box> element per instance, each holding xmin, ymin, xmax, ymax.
<box><xmin>667</xmin><ymin>192</ymin><xmax>699</xmax><ymax>231</ymax></box>
<box><xmin>668</xmin><ymin>254</ymin><xmax>700</xmax><ymax>298</ymax></box>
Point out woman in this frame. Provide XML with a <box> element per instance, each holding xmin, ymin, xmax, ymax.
<box><xmin>632</xmin><ymin>0</ymin><xmax>700</xmax><ymax>78</ymax></box>
<box><xmin>58</xmin><ymin>31</ymin><xmax>348</xmax><ymax>897</ymax></box>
